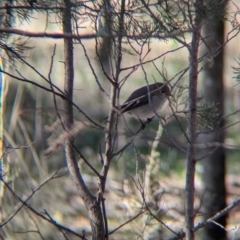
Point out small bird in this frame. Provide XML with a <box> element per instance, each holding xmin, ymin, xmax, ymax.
<box><xmin>120</xmin><ymin>82</ymin><xmax>171</xmax><ymax>120</ymax></box>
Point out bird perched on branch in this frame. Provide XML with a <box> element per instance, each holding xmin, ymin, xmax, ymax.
<box><xmin>120</xmin><ymin>82</ymin><xmax>171</xmax><ymax>120</ymax></box>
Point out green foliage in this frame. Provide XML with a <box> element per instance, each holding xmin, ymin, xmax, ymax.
<box><xmin>196</xmin><ymin>101</ymin><xmax>220</xmax><ymax>130</ymax></box>
<box><xmin>181</xmin><ymin>96</ymin><xmax>221</xmax><ymax>131</ymax></box>
<box><xmin>196</xmin><ymin>0</ymin><xmax>228</xmax><ymax>23</ymax></box>
<box><xmin>232</xmin><ymin>55</ymin><xmax>240</xmax><ymax>83</ymax></box>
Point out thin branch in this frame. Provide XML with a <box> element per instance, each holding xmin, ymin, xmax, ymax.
<box><xmin>169</xmin><ymin>196</ymin><xmax>240</xmax><ymax>240</ymax></box>
<box><xmin>0</xmin><ymin>70</ymin><xmax>104</xmax><ymax>130</ymax></box>
<box><xmin>108</xmin><ymin>209</ymin><xmax>146</xmax><ymax>235</ymax></box>
<box><xmin>112</xmin><ymin>119</ymin><xmax>152</xmax><ymax>157</ymax></box>
<box><xmin>1</xmin><ymin>173</ymin><xmax>85</xmax><ymax>239</ymax></box>
<box><xmin>0</xmin><ymin>27</ymin><xmax>192</xmax><ymax>40</ymax></box>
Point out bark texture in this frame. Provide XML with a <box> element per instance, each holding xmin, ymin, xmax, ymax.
<box><xmin>62</xmin><ymin>1</ymin><xmax>105</xmax><ymax>239</ymax></box>
<box><xmin>199</xmin><ymin>16</ymin><xmax>227</xmax><ymax>240</ymax></box>
<box><xmin>185</xmin><ymin>9</ymin><xmax>202</xmax><ymax>240</ymax></box>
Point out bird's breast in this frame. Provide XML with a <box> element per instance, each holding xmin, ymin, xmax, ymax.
<box><xmin>128</xmin><ymin>95</ymin><xmax>167</xmax><ymax>119</ymax></box>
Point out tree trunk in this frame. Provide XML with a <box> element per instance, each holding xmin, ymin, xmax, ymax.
<box><xmin>62</xmin><ymin>1</ymin><xmax>105</xmax><ymax>239</ymax></box>
<box><xmin>185</xmin><ymin>6</ymin><xmax>202</xmax><ymax>239</ymax></box>
<box><xmin>199</xmin><ymin>15</ymin><xmax>227</xmax><ymax>240</ymax></box>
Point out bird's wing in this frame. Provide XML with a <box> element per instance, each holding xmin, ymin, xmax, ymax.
<box><xmin>120</xmin><ymin>83</ymin><xmax>165</xmax><ymax>113</ymax></box>
<box><xmin>121</xmin><ymin>87</ymin><xmax>150</xmax><ymax>113</ymax></box>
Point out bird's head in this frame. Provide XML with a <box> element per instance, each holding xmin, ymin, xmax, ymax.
<box><xmin>156</xmin><ymin>83</ymin><xmax>171</xmax><ymax>97</ymax></box>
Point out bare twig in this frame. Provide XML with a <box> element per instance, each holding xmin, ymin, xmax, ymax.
<box><xmin>169</xmin><ymin>196</ymin><xmax>240</xmax><ymax>240</ymax></box>
<box><xmin>1</xmin><ymin>172</ymin><xmax>85</xmax><ymax>238</ymax></box>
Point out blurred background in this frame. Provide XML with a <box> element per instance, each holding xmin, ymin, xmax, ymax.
<box><xmin>1</xmin><ymin>1</ymin><xmax>240</xmax><ymax>239</ymax></box>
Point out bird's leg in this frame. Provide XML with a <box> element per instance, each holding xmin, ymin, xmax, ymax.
<box><xmin>147</xmin><ymin>117</ymin><xmax>154</xmax><ymax>123</ymax></box>
<box><xmin>138</xmin><ymin>117</ymin><xmax>154</xmax><ymax>130</ymax></box>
